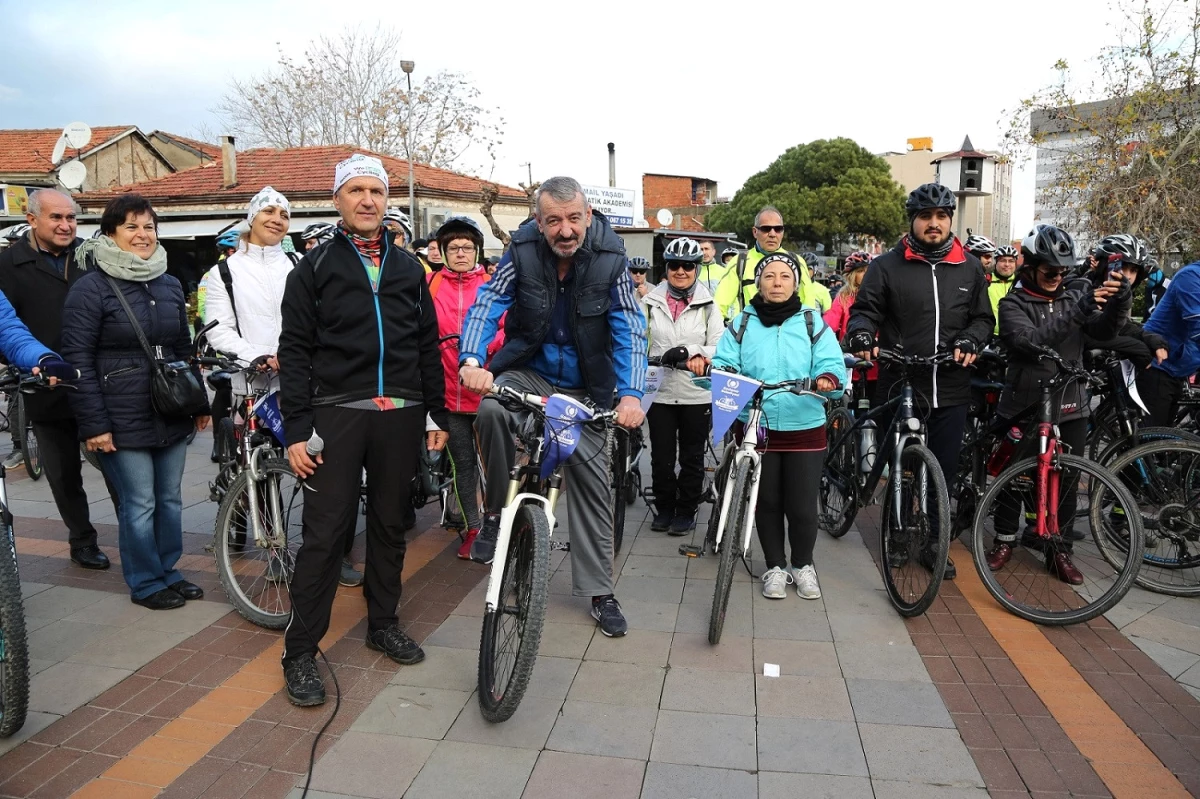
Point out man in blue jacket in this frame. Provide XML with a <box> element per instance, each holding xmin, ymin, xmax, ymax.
<box><xmin>459</xmin><ymin>176</ymin><xmax>647</xmax><ymax>637</ymax></box>
<box><xmin>0</xmin><ymin>292</ymin><xmax>75</xmax><ymax>389</ymax></box>
<box><xmin>1139</xmin><ymin>261</ymin><xmax>1200</xmax><ymax>425</ymax></box>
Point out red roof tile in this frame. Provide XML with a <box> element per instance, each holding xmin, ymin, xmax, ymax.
<box><xmin>0</xmin><ymin>126</ymin><xmax>138</xmax><ymax>173</ymax></box>
<box><xmin>75</xmin><ymin>145</ymin><xmax>524</xmax><ymax>203</ymax></box>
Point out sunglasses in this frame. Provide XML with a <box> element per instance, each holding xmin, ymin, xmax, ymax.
<box><xmin>756</xmin><ymin>225</ymin><xmax>785</xmax><ymax>234</ymax></box>
<box><xmin>667</xmin><ymin>263</ymin><xmax>697</xmax><ymax>272</ymax></box>
<box><xmin>1038</xmin><ymin>268</ymin><xmax>1069</xmax><ymax>279</ymax></box>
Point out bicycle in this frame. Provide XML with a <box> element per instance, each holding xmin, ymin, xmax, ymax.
<box><xmin>951</xmin><ymin>348</ymin><xmax>1009</xmax><ymax>538</ymax></box>
<box><xmin>708</xmin><ymin>373</ymin><xmax>829</xmax><ymax>643</ymax></box>
<box><xmin>1084</xmin><ymin>349</ymin><xmax>1198</xmax><ymax>464</ymax></box>
<box><xmin>968</xmin><ymin>348</ymin><xmax>1144</xmax><ymax>625</ymax></box>
<box><xmin>477</xmin><ymin>384</ymin><xmax>617</xmax><ymax>723</ymax></box>
<box><xmin>818</xmin><ymin>350</ymin><xmax>953</xmax><ymax>617</ymax></box>
<box><xmin>6</xmin><ymin>393</ymin><xmax>40</xmax><ymax>481</ymax></box>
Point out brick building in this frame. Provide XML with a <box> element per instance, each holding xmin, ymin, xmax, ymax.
<box><xmin>642</xmin><ymin>173</ymin><xmax>721</xmax><ymax>231</ymax></box>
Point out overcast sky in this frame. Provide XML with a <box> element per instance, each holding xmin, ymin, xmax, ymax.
<box><xmin>3</xmin><ymin>0</ymin><xmax>1126</xmax><ymax>240</ymax></box>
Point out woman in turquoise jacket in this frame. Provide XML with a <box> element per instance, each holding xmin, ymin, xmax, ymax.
<box><xmin>712</xmin><ymin>252</ymin><xmax>845</xmax><ymax>601</ymax></box>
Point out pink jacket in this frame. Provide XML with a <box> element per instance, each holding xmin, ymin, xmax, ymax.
<box><xmin>824</xmin><ymin>292</ymin><xmax>877</xmax><ymax>381</ymax></box>
<box><xmin>430</xmin><ymin>267</ymin><xmax>503</xmax><ymax>413</ymax></box>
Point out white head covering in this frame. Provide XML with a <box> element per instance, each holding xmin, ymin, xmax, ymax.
<box><xmin>334</xmin><ymin>154</ymin><xmax>389</xmax><ymax>194</ymax></box>
<box><xmin>246</xmin><ymin>186</ymin><xmax>290</xmax><ymax>225</ymax></box>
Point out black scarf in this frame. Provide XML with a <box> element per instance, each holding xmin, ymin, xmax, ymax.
<box><xmin>904</xmin><ymin>230</ymin><xmax>954</xmax><ymax>262</ymax></box>
<box><xmin>750</xmin><ymin>292</ymin><xmax>802</xmax><ymax>327</ymax></box>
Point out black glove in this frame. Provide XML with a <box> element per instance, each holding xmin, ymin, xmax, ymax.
<box><xmin>1074</xmin><ymin>290</ymin><xmax>1099</xmax><ymax>319</ymax></box>
<box><xmin>660</xmin><ymin>346</ymin><xmax>689</xmax><ymax>367</ymax></box>
<box><xmin>38</xmin><ymin>356</ymin><xmax>77</xmax><ymax>381</ymax></box>
<box><xmin>952</xmin><ymin>338</ymin><xmax>977</xmax><ymax>356</ymax></box>
<box><xmin>847</xmin><ymin>330</ymin><xmax>875</xmax><ymax>354</ymax></box>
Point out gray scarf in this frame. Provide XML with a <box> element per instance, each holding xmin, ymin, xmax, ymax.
<box><xmin>75</xmin><ymin>236</ymin><xmax>167</xmax><ymax>282</ymax></box>
<box><xmin>666</xmin><ymin>277</ymin><xmax>697</xmax><ymax>302</ymax></box>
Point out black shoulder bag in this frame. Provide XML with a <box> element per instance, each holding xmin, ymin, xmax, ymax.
<box><xmin>104</xmin><ymin>274</ymin><xmax>208</xmax><ymax>419</ymax></box>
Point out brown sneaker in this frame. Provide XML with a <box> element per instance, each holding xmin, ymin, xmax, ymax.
<box><xmin>986</xmin><ymin>543</ymin><xmax>1013</xmax><ymax>572</ymax></box>
<box><xmin>1048</xmin><ymin>552</ymin><xmax>1084</xmax><ymax>585</ymax></box>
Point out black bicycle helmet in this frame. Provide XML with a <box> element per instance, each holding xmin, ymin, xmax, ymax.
<box><xmin>1020</xmin><ymin>224</ymin><xmax>1076</xmax><ymax>268</ymax></box>
<box><xmin>905</xmin><ymin>183</ymin><xmax>957</xmax><ymax>218</ymax></box>
<box><xmin>435</xmin><ymin>215</ymin><xmax>484</xmax><ymax>250</ymax></box>
<box><xmin>300</xmin><ymin>222</ymin><xmax>335</xmax><ymax>242</ymax></box>
<box><xmin>628</xmin><ymin>257</ymin><xmax>650</xmax><ymax>272</ymax></box>
<box><xmin>842</xmin><ymin>251</ymin><xmax>872</xmax><ymax>273</ymax></box>
<box><xmin>995</xmin><ymin>244</ymin><xmax>1019</xmax><ymax>259</ymax></box>
<box><xmin>1094</xmin><ymin>233</ymin><xmax>1147</xmax><ymax>267</ymax></box>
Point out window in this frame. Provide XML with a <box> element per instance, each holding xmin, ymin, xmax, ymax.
<box><xmin>966</xmin><ymin>159</ymin><xmax>979</xmax><ymax>173</ymax></box>
<box><xmin>966</xmin><ymin>178</ymin><xmax>977</xmax><ymax>190</ymax></box>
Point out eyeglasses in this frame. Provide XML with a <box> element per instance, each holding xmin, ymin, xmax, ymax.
<box><xmin>756</xmin><ymin>225</ymin><xmax>785</xmax><ymax>234</ymax></box>
<box><xmin>1038</xmin><ymin>269</ymin><xmax>1068</xmax><ymax>279</ymax></box>
<box><xmin>446</xmin><ymin>245</ymin><xmax>476</xmax><ymax>254</ymax></box>
<box><xmin>667</xmin><ymin>263</ymin><xmax>697</xmax><ymax>272</ymax></box>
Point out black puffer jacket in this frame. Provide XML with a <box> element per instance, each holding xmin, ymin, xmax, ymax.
<box><xmin>61</xmin><ymin>270</ymin><xmax>203</xmax><ymax>449</ymax></box>
<box><xmin>997</xmin><ymin>277</ymin><xmax>1129</xmax><ymax>421</ymax></box>
<box><xmin>846</xmin><ymin>237</ymin><xmax>994</xmax><ymax>407</ymax></box>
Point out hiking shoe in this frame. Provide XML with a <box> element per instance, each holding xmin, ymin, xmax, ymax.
<box><xmin>792</xmin><ymin>565</ymin><xmax>821</xmax><ymax>599</ymax></box>
<box><xmin>986</xmin><ymin>542</ymin><xmax>1013</xmax><ymax>571</ymax></box>
<box><xmin>650</xmin><ymin>510</ymin><xmax>674</xmax><ymax>532</ymax></box>
<box><xmin>339</xmin><ymin>558</ymin><xmax>363</xmax><ymax>587</ymax></box>
<box><xmin>1048</xmin><ymin>552</ymin><xmax>1084</xmax><ymax>585</ymax></box>
<box><xmin>669</xmin><ymin>514</ymin><xmax>696</xmax><ymax>536</ymax></box>
<box><xmin>265</xmin><ymin>556</ymin><xmax>287</xmax><ymax>583</ymax></box>
<box><xmin>470</xmin><ymin>514</ymin><xmax>500</xmax><ymax>564</ymax></box>
<box><xmin>366</xmin><ymin>625</ymin><xmax>426</xmax><ymax>665</ymax></box>
<box><xmin>2</xmin><ymin>449</ymin><xmax>22</xmax><ymax>470</ymax></box>
<box><xmin>590</xmin><ymin>595</ymin><xmax>628</xmax><ymax>637</ymax></box>
<box><xmin>283</xmin><ymin>654</ymin><xmax>325</xmax><ymax>706</ymax></box>
<box><xmin>916</xmin><ymin>550</ymin><xmax>956</xmax><ymax>580</ymax></box>
<box><xmin>444</xmin><ymin>510</ymin><xmax>465</xmax><ymax>531</ymax></box>
<box><xmin>457</xmin><ymin>528</ymin><xmax>479</xmax><ymax>560</ymax></box>
<box><xmin>761</xmin><ymin>566</ymin><xmax>792</xmax><ymax>599</ymax></box>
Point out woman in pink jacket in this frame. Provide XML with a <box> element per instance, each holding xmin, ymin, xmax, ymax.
<box><xmin>824</xmin><ymin>251</ymin><xmax>877</xmax><ymax>397</ymax></box>
<box><xmin>428</xmin><ymin>216</ymin><xmax>503</xmax><ymax>557</ymax></box>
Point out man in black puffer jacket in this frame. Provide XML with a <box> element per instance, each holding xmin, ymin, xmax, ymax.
<box><xmin>846</xmin><ymin>183</ymin><xmax>994</xmax><ymax>578</ymax></box>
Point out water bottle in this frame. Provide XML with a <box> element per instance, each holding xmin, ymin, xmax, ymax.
<box><xmin>859</xmin><ymin>419</ymin><xmax>877</xmax><ymax>473</ymax></box>
<box><xmin>987</xmin><ymin>426</ymin><xmax>1023</xmax><ymax>477</ymax></box>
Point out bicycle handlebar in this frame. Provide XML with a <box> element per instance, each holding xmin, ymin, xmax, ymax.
<box><xmin>876</xmin><ymin>349</ymin><xmax>958</xmax><ymax>368</ymax></box>
<box><xmin>0</xmin><ymin>368</ymin><xmax>70</xmax><ymax>394</ymax></box>
<box><xmin>488</xmin><ymin>385</ymin><xmax>620</xmax><ymax>423</ymax></box>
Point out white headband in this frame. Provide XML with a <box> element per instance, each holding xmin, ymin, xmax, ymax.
<box><xmin>334</xmin><ymin>154</ymin><xmax>389</xmax><ymax>194</ymax></box>
<box><xmin>246</xmin><ymin>186</ymin><xmax>290</xmax><ymax>225</ymax></box>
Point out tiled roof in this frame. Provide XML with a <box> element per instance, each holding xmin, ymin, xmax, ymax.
<box><xmin>0</xmin><ymin>126</ymin><xmax>138</xmax><ymax>173</ymax></box>
<box><xmin>149</xmin><ymin>131</ymin><xmax>221</xmax><ymax>158</ymax></box>
<box><xmin>75</xmin><ymin>145</ymin><xmax>525</xmax><ymax>203</ymax></box>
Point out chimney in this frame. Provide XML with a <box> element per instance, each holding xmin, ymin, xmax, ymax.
<box><xmin>221</xmin><ymin>135</ymin><xmax>237</xmax><ymax>188</ymax></box>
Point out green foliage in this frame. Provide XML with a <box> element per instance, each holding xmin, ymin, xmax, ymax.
<box><xmin>705</xmin><ymin>138</ymin><xmax>908</xmax><ymax>251</ymax></box>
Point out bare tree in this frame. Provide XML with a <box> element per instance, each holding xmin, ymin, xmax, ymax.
<box><xmin>215</xmin><ymin>26</ymin><xmax>504</xmax><ymax>173</ymax></box>
<box><xmin>479</xmin><ymin>183</ymin><xmax>511</xmax><ymax>247</ymax></box>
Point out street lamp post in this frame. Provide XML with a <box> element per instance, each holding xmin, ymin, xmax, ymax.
<box><xmin>400</xmin><ymin>59</ymin><xmax>416</xmax><ymax>238</ymax></box>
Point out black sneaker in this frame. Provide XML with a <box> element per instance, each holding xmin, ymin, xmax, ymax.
<box><xmin>366</xmin><ymin>625</ymin><xmax>426</xmax><ymax>665</ymax></box>
<box><xmin>650</xmin><ymin>510</ymin><xmax>674</xmax><ymax>532</ymax></box>
<box><xmin>470</xmin><ymin>514</ymin><xmax>500</xmax><ymax>564</ymax></box>
<box><xmin>590</xmin><ymin>595</ymin><xmax>628</xmax><ymax>637</ymax></box>
<box><xmin>916</xmin><ymin>550</ymin><xmax>956</xmax><ymax>579</ymax></box>
<box><xmin>283</xmin><ymin>653</ymin><xmax>326</xmax><ymax>706</ymax></box>
<box><xmin>669</xmin><ymin>514</ymin><xmax>696</xmax><ymax>536</ymax></box>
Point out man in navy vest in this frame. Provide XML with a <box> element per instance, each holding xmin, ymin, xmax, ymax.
<box><xmin>459</xmin><ymin>176</ymin><xmax>647</xmax><ymax>638</ymax></box>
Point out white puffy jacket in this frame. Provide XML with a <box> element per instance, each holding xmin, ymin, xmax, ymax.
<box><xmin>202</xmin><ymin>242</ymin><xmax>294</xmax><ymax>361</ymax></box>
<box><xmin>643</xmin><ymin>281</ymin><xmax>725</xmax><ymax>405</ymax></box>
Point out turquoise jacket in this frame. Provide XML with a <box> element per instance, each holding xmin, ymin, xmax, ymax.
<box><xmin>711</xmin><ymin>304</ymin><xmax>846</xmax><ymax>431</ymax></box>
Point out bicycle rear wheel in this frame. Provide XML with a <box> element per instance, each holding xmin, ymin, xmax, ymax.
<box><xmin>879</xmin><ymin>444</ymin><xmax>949</xmax><ymax>617</ymax></box>
<box><xmin>478</xmin><ymin>503</ymin><xmax>550</xmax><ymax>722</ymax></box>
<box><xmin>1093</xmin><ymin>425</ymin><xmax>1200</xmax><ymax>466</ymax></box>
<box><xmin>1102</xmin><ymin>440</ymin><xmax>1200</xmax><ymax>597</ymax></box>
<box><xmin>819</xmin><ymin>408</ymin><xmax>859</xmax><ymax>538</ymax></box>
<box><xmin>213</xmin><ymin>459</ymin><xmax>304</xmax><ymax>629</ymax></box>
<box><xmin>0</xmin><ymin>540</ymin><xmax>28</xmax><ymax>737</ymax></box>
<box><xmin>18</xmin><ymin>398</ymin><xmax>39</xmax><ymax>481</ymax></box>
<box><xmin>610</xmin><ymin>429</ymin><xmax>628</xmax><ymax>555</ymax></box>
<box><xmin>971</xmin><ymin>453</ymin><xmax>1142</xmax><ymax>625</ymax></box>
<box><xmin>710</xmin><ymin>458</ymin><xmax>751</xmax><ymax>645</ymax></box>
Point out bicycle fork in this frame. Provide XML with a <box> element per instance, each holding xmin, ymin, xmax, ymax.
<box><xmin>483</xmin><ymin>474</ymin><xmax>560</xmax><ymax>613</ymax></box>
<box><xmin>245</xmin><ymin>447</ymin><xmax>284</xmax><ymax>549</ymax></box>
<box><xmin>1034</xmin><ymin>422</ymin><xmax>1061</xmax><ymax>538</ymax></box>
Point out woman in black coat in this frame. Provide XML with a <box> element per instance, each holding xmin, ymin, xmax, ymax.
<box><xmin>62</xmin><ymin>194</ymin><xmax>210</xmax><ymax>610</ymax></box>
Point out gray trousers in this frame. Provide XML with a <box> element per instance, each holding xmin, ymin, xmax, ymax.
<box><xmin>445</xmin><ymin>412</ymin><xmax>482</xmax><ymax>530</ymax></box>
<box><xmin>475</xmin><ymin>369</ymin><xmax>614</xmax><ymax>597</ymax></box>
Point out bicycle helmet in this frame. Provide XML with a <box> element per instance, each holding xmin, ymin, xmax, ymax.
<box><xmin>1094</xmin><ymin>233</ymin><xmax>1147</xmax><ymax>267</ymax></box>
<box><xmin>842</xmin><ymin>251</ymin><xmax>872</xmax><ymax>272</ymax></box>
<box><xmin>965</xmin><ymin>234</ymin><xmax>998</xmax><ymax>256</ymax></box>
<box><xmin>215</xmin><ymin>229</ymin><xmax>242</xmax><ymax>249</ymax></box>
<box><xmin>1020</xmin><ymin>224</ymin><xmax>1076</xmax><ymax>268</ymax></box>
<box><xmin>3</xmin><ymin>223</ymin><xmax>29</xmax><ymax>242</ymax></box>
<box><xmin>799</xmin><ymin>252</ymin><xmax>822</xmax><ymax>273</ymax></box>
<box><xmin>383</xmin><ymin>208</ymin><xmax>413</xmax><ymax>238</ymax></box>
<box><xmin>996</xmin><ymin>244</ymin><xmax>1019</xmax><ymax>259</ymax></box>
<box><xmin>300</xmin><ymin>222</ymin><xmax>335</xmax><ymax>242</ymax></box>
<box><xmin>663</xmin><ymin>237</ymin><xmax>702</xmax><ymax>262</ymax></box>
<box><xmin>628</xmin><ymin>256</ymin><xmax>650</xmax><ymax>272</ymax></box>
<box><xmin>721</xmin><ymin>246</ymin><xmax>738</xmax><ymax>260</ymax></box>
<box><xmin>905</xmin><ymin>183</ymin><xmax>957</xmax><ymax>218</ymax></box>
<box><xmin>434</xmin><ymin>215</ymin><xmax>484</xmax><ymax>250</ymax></box>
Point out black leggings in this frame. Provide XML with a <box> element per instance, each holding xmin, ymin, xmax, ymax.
<box><xmin>755</xmin><ymin>449</ymin><xmax>824</xmax><ymax>570</ymax></box>
<box><xmin>647</xmin><ymin>403</ymin><xmax>710</xmax><ymax>516</ymax></box>
<box><xmin>992</xmin><ymin>417</ymin><xmax>1086</xmax><ymax>551</ymax></box>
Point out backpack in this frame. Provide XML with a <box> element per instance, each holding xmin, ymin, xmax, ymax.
<box><xmin>727</xmin><ymin>306</ymin><xmax>819</xmax><ymax>345</ymax></box>
<box><xmin>215</xmin><ymin>250</ymin><xmax>300</xmax><ymax>337</ymax></box>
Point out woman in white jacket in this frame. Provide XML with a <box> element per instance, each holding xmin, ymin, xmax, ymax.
<box><xmin>644</xmin><ymin>238</ymin><xmax>725</xmax><ymax>535</ymax></box>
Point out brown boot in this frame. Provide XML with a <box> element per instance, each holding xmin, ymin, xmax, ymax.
<box><xmin>986</xmin><ymin>542</ymin><xmax>1013</xmax><ymax>572</ymax></box>
<box><xmin>1048</xmin><ymin>552</ymin><xmax>1083</xmax><ymax>585</ymax></box>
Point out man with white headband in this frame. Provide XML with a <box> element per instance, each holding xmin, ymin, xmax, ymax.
<box><xmin>278</xmin><ymin>153</ymin><xmax>449</xmax><ymax>707</ymax></box>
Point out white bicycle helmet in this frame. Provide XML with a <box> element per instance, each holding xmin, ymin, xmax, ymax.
<box><xmin>300</xmin><ymin>222</ymin><xmax>336</xmax><ymax>242</ymax></box>
<box><xmin>663</xmin><ymin>237</ymin><xmax>702</xmax><ymax>262</ymax></box>
<box><xmin>965</xmin><ymin>234</ymin><xmax>998</xmax><ymax>256</ymax></box>
<box><xmin>3</xmin><ymin>223</ymin><xmax>29</xmax><ymax>242</ymax></box>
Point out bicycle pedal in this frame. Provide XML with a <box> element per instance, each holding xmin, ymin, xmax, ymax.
<box><xmin>678</xmin><ymin>544</ymin><xmax>704</xmax><ymax>557</ymax></box>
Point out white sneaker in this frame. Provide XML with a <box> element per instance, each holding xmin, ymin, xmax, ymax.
<box><xmin>761</xmin><ymin>566</ymin><xmax>793</xmax><ymax>599</ymax></box>
<box><xmin>793</xmin><ymin>565</ymin><xmax>821</xmax><ymax>600</ymax></box>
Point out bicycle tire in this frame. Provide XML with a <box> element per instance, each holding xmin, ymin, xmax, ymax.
<box><xmin>216</xmin><ymin>417</ymin><xmax>238</xmax><ymax>465</ymax></box>
<box><xmin>213</xmin><ymin>459</ymin><xmax>303</xmax><ymax>629</ymax></box>
<box><xmin>710</xmin><ymin>458</ymin><xmax>751</xmax><ymax>645</ymax></box>
<box><xmin>610</xmin><ymin>430</ymin><xmax>627</xmax><ymax>555</ymax></box>
<box><xmin>21</xmin><ymin>403</ymin><xmax>40</xmax><ymax>481</ymax></box>
<box><xmin>819</xmin><ymin>408</ymin><xmax>859</xmax><ymax>538</ymax></box>
<box><xmin>971</xmin><ymin>453</ymin><xmax>1143</xmax><ymax>625</ymax></box>
<box><xmin>1101</xmin><ymin>439</ymin><xmax>1200</xmax><ymax>597</ymax></box>
<box><xmin>0</xmin><ymin>541</ymin><xmax>29</xmax><ymax>738</ymax></box>
<box><xmin>478</xmin><ymin>502</ymin><xmax>550</xmax><ymax>722</ymax></box>
<box><xmin>879</xmin><ymin>444</ymin><xmax>949</xmax><ymax>617</ymax></box>
<box><xmin>1093</xmin><ymin>425</ymin><xmax>1200</xmax><ymax>467</ymax></box>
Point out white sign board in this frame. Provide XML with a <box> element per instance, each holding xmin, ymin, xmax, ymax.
<box><xmin>582</xmin><ymin>185</ymin><xmax>636</xmax><ymax>227</ymax></box>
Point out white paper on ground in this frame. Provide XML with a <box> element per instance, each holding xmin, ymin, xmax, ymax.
<box><xmin>763</xmin><ymin>663</ymin><xmax>780</xmax><ymax>677</ymax></box>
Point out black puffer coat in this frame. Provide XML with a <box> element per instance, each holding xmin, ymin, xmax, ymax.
<box><xmin>61</xmin><ymin>270</ymin><xmax>204</xmax><ymax>449</ymax></box>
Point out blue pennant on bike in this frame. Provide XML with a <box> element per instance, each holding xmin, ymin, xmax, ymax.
<box><xmin>541</xmin><ymin>393</ymin><xmax>594</xmax><ymax>479</ymax></box>
<box><xmin>710</xmin><ymin>370</ymin><xmax>761</xmax><ymax>446</ymax></box>
<box><xmin>252</xmin><ymin>391</ymin><xmax>287</xmax><ymax>445</ymax></box>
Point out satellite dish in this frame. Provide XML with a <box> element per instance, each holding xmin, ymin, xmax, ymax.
<box><xmin>656</xmin><ymin>208</ymin><xmax>673</xmax><ymax>227</ymax></box>
<box><xmin>63</xmin><ymin>122</ymin><xmax>92</xmax><ymax>150</ymax></box>
<box><xmin>50</xmin><ymin>135</ymin><xmax>68</xmax><ymax>166</ymax></box>
<box><xmin>58</xmin><ymin>160</ymin><xmax>87</xmax><ymax>191</ymax></box>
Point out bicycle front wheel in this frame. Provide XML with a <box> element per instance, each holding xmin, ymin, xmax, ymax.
<box><xmin>971</xmin><ymin>453</ymin><xmax>1143</xmax><ymax>625</ymax></box>
<box><xmin>213</xmin><ymin>459</ymin><xmax>304</xmax><ymax>629</ymax></box>
<box><xmin>0</xmin><ymin>542</ymin><xmax>29</xmax><ymax>737</ymax></box>
<box><xmin>819</xmin><ymin>408</ymin><xmax>859</xmax><ymax>538</ymax></box>
<box><xmin>710</xmin><ymin>458</ymin><xmax>751</xmax><ymax>645</ymax></box>
<box><xmin>478</xmin><ymin>502</ymin><xmax>550</xmax><ymax>722</ymax></box>
<box><xmin>19</xmin><ymin>398</ymin><xmax>40</xmax><ymax>481</ymax></box>
<box><xmin>879</xmin><ymin>444</ymin><xmax>949</xmax><ymax>617</ymax></box>
<box><xmin>1093</xmin><ymin>425</ymin><xmax>1200</xmax><ymax>467</ymax></box>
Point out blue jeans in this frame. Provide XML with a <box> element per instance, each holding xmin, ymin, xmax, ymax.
<box><xmin>99</xmin><ymin>440</ymin><xmax>189</xmax><ymax>600</ymax></box>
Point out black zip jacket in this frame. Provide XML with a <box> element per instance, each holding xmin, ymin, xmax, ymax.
<box><xmin>278</xmin><ymin>229</ymin><xmax>447</xmax><ymax>447</ymax></box>
<box><xmin>846</xmin><ymin>237</ymin><xmax>993</xmax><ymax>407</ymax></box>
